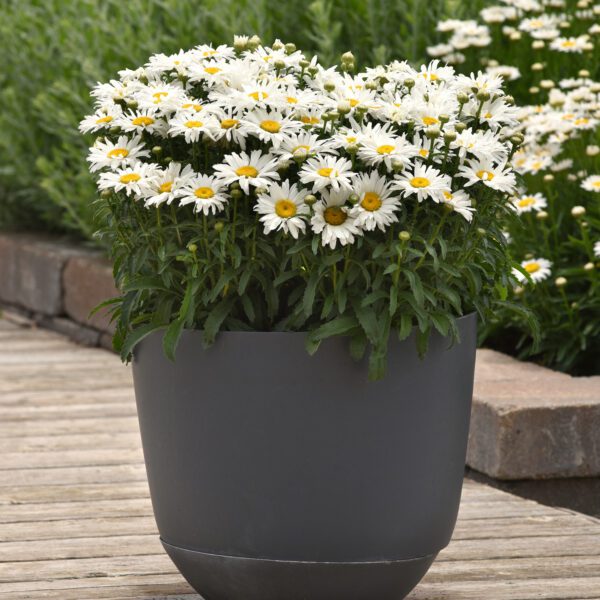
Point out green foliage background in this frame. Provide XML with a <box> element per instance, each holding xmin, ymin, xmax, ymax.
<box><xmin>0</xmin><ymin>0</ymin><xmax>485</xmax><ymax>238</ymax></box>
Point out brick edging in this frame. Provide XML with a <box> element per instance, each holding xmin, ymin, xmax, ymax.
<box><xmin>1</xmin><ymin>232</ymin><xmax>599</xmax><ymax>481</ymax></box>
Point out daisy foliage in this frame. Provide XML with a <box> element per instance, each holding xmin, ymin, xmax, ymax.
<box><xmin>431</xmin><ymin>0</ymin><xmax>600</xmax><ymax>374</ymax></box>
<box><xmin>83</xmin><ymin>38</ymin><xmax>519</xmax><ymax>379</ymax></box>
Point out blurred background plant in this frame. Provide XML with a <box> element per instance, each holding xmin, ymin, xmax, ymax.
<box><xmin>430</xmin><ymin>0</ymin><xmax>600</xmax><ymax>375</ymax></box>
<box><xmin>0</xmin><ymin>0</ymin><xmax>485</xmax><ymax>238</ymax></box>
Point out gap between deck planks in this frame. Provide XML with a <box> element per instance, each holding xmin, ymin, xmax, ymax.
<box><xmin>1</xmin><ymin>317</ymin><xmax>600</xmax><ymax>600</ymax></box>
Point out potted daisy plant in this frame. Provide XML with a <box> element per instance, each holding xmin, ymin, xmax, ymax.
<box><xmin>83</xmin><ymin>36</ymin><xmax>518</xmax><ymax>600</ymax></box>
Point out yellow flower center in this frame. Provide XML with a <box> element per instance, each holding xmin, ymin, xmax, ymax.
<box><xmin>275</xmin><ymin>199</ymin><xmax>297</xmax><ymax>218</ymax></box>
<box><xmin>346</xmin><ymin>136</ymin><xmax>357</xmax><ymax>143</ymax></box>
<box><xmin>593</xmin><ymin>181</ymin><xmax>600</xmax><ymax>188</ymax></box>
<box><xmin>562</xmin><ymin>113</ymin><xmax>575</xmax><ymax>120</ymax></box>
<box><xmin>221</xmin><ymin>118</ymin><xmax>239</xmax><ymax>129</ymax></box>
<box><xmin>484</xmin><ymin>112</ymin><xmax>493</xmax><ymax>119</ymax></box>
<box><xmin>530</xmin><ymin>19</ymin><xmax>543</xmax><ymax>28</ymax></box>
<box><xmin>119</xmin><ymin>173</ymin><xmax>141</xmax><ymax>184</ymax></box>
<box><xmin>159</xmin><ymin>181</ymin><xmax>173</xmax><ymax>193</ymax></box>
<box><xmin>377</xmin><ymin>144</ymin><xmax>395</xmax><ymax>155</ymax></box>
<box><xmin>476</xmin><ymin>170</ymin><xmax>495</xmax><ymax>181</ymax></box>
<box><xmin>292</xmin><ymin>144</ymin><xmax>311</xmax><ymax>155</ymax></box>
<box><xmin>152</xmin><ymin>91</ymin><xmax>168</xmax><ymax>102</ymax></box>
<box><xmin>443</xmin><ymin>191</ymin><xmax>453</xmax><ymax>200</ymax></box>
<box><xmin>518</xmin><ymin>197</ymin><xmax>535</xmax><ymax>207</ymax></box>
<box><xmin>182</xmin><ymin>103</ymin><xmax>203</xmax><ymax>112</ymax></box>
<box><xmin>561</xmin><ymin>40</ymin><xmax>576</xmax><ymax>48</ymax></box>
<box><xmin>184</xmin><ymin>120</ymin><xmax>204</xmax><ymax>128</ymax></box>
<box><xmin>131</xmin><ymin>116</ymin><xmax>154</xmax><ymax>127</ymax></box>
<box><xmin>194</xmin><ymin>186</ymin><xmax>215</xmax><ymax>199</ymax></box>
<box><xmin>260</xmin><ymin>119</ymin><xmax>281</xmax><ymax>133</ymax></box>
<box><xmin>531</xmin><ymin>161</ymin><xmax>542</xmax><ymax>170</ymax></box>
<box><xmin>361</xmin><ymin>192</ymin><xmax>382</xmax><ymax>212</ymax></box>
<box><xmin>95</xmin><ymin>115</ymin><xmax>113</xmax><ymax>124</ymax></box>
<box><xmin>235</xmin><ymin>166</ymin><xmax>258</xmax><ymax>178</ymax></box>
<box><xmin>203</xmin><ymin>50</ymin><xmax>217</xmax><ymax>57</ymax></box>
<box><xmin>349</xmin><ymin>99</ymin><xmax>360</xmax><ymax>107</ymax></box>
<box><xmin>419</xmin><ymin>148</ymin><xmax>429</xmax><ymax>157</ymax></box>
<box><xmin>324</xmin><ymin>206</ymin><xmax>347</xmax><ymax>226</ymax></box>
<box><xmin>107</xmin><ymin>148</ymin><xmax>129</xmax><ymax>159</ymax></box>
<box><xmin>286</xmin><ymin>96</ymin><xmax>298</xmax><ymax>104</ymax></box>
<box><xmin>248</xmin><ymin>91</ymin><xmax>268</xmax><ymax>101</ymax></box>
<box><xmin>317</xmin><ymin>167</ymin><xmax>337</xmax><ymax>177</ymax></box>
<box><xmin>574</xmin><ymin>118</ymin><xmax>589</xmax><ymax>126</ymax></box>
<box><xmin>422</xmin><ymin>116</ymin><xmax>439</xmax><ymax>126</ymax></box>
<box><xmin>301</xmin><ymin>116</ymin><xmax>320</xmax><ymax>124</ymax></box>
<box><xmin>410</xmin><ymin>177</ymin><xmax>431</xmax><ymax>188</ymax></box>
<box><xmin>204</xmin><ymin>67</ymin><xmax>221</xmax><ymax>75</ymax></box>
<box><xmin>525</xmin><ymin>262</ymin><xmax>540</xmax><ymax>273</ymax></box>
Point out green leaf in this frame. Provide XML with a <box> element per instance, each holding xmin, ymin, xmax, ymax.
<box><xmin>120</xmin><ymin>322</ymin><xmax>165</xmax><ymax>362</ymax></box>
<box><xmin>203</xmin><ymin>296</ymin><xmax>236</xmax><ymax>346</ymax></box>
<box><xmin>162</xmin><ymin>318</ymin><xmax>184</xmax><ymax>361</ymax></box>
<box><xmin>303</xmin><ymin>270</ymin><xmax>320</xmax><ymax>316</ymax></box>
<box><xmin>397</xmin><ymin>313</ymin><xmax>413</xmax><ymax>341</ymax></box>
<box><xmin>405</xmin><ymin>271</ymin><xmax>425</xmax><ymax>307</ymax></box>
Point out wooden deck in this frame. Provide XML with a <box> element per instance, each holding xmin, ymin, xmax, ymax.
<box><xmin>1</xmin><ymin>316</ymin><xmax>600</xmax><ymax>600</ymax></box>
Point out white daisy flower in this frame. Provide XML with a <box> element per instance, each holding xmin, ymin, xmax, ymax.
<box><xmin>393</xmin><ymin>164</ymin><xmax>451</xmax><ymax>202</ymax></box>
<box><xmin>513</xmin><ymin>258</ymin><xmax>552</xmax><ymax>284</ymax></box>
<box><xmin>179</xmin><ymin>174</ymin><xmax>229</xmax><ymax>215</ymax></box>
<box><xmin>511</xmin><ymin>193</ymin><xmax>548</xmax><ymax>214</ymax></box>
<box><xmin>168</xmin><ymin>112</ymin><xmax>218</xmax><ymax>143</ymax></box>
<box><xmin>299</xmin><ymin>156</ymin><xmax>356</xmax><ymax>192</ymax></box>
<box><xmin>457</xmin><ymin>159</ymin><xmax>516</xmax><ymax>193</ymax></box>
<box><xmin>582</xmin><ymin>175</ymin><xmax>600</xmax><ymax>193</ymax></box>
<box><xmin>117</xmin><ymin>109</ymin><xmax>165</xmax><ymax>136</ymax></box>
<box><xmin>98</xmin><ymin>162</ymin><xmax>158</xmax><ymax>197</ymax></box>
<box><xmin>136</xmin><ymin>82</ymin><xmax>187</xmax><ymax>112</ymax></box>
<box><xmin>272</xmin><ymin>132</ymin><xmax>337</xmax><ymax>163</ymax></box>
<box><xmin>358</xmin><ymin>132</ymin><xmax>418</xmax><ymax>170</ymax></box>
<box><xmin>442</xmin><ymin>190</ymin><xmax>475</xmax><ymax>222</ymax></box>
<box><xmin>79</xmin><ymin>105</ymin><xmax>123</xmax><ymax>134</ymax></box>
<box><xmin>243</xmin><ymin>109</ymin><xmax>303</xmax><ymax>148</ymax></box>
<box><xmin>311</xmin><ymin>189</ymin><xmax>363</xmax><ymax>249</ymax></box>
<box><xmin>213</xmin><ymin>150</ymin><xmax>280</xmax><ymax>194</ymax></box>
<box><xmin>351</xmin><ymin>173</ymin><xmax>400</xmax><ymax>232</ymax></box>
<box><xmin>255</xmin><ymin>180</ymin><xmax>309</xmax><ymax>238</ymax></box>
<box><xmin>209</xmin><ymin>108</ymin><xmax>249</xmax><ymax>148</ymax></box>
<box><xmin>87</xmin><ymin>135</ymin><xmax>149</xmax><ymax>172</ymax></box>
<box><xmin>594</xmin><ymin>241</ymin><xmax>600</xmax><ymax>259</ymax></box>
<box><xmin>143</xmin><ymin>163</ymin><xmax>195</xmax><ymax>207</ymax></box>
<box><xmin>550</xmin><ymin>36</ymin><xmax>589</xmax><ymax>52</ymax></box>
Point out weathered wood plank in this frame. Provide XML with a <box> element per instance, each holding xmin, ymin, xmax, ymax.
<box><xmin>0</xmin><ymin>448</ymin><xmax>143</xmax><ymax>470</ymax></box>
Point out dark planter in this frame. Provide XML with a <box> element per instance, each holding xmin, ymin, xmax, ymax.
<box><xmin>132</xmin><ymin>313</ymin><xmax>477</xmax><ymax>600</ymax></box>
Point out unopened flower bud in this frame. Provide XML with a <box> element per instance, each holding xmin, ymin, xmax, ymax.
<box><xmin>231</xmin><ymin>188</ymin><xmax>243</xmax><ymax>200</ymax></box>
<box><xmin>457</xmin><ymin>91</ymin><xmax>469</xmax><ymax>104</ymax></box>
<box><xmin>163</xmin><ymin>156</ymin><xmax>173</xmax><ymax>164</ymax></box>
<box><xmin>274</xmin><ymin>59</ymin><xmax>286</xmax><ymax>70</ymax></box>
<box><xmin>284</xmin><ymin>42</ymin><xmax>296</xmax><ymax>55</ymax></box>
<box><xmin>299</xmin><ymin>59</ymin><xmax>310</xmax><ymax>69</ymax></box>
<box><xmin>391</xmin><ymin>159</ymin><xmax>404</xmax><ymax>172</ymax></box>
<box><xmin>571</xmin><ymin>205</ymin><xmax>586</xmax><ymax>217</ymax></box>
<box><xmin>271</xmin><ymin>40</ymin><xmax>284</xmax><ymax>51</ymax></box>
<box><xmin>254</xmin><ymin>187</ymin><xmax>268</xmax><ymax>196</ymax></box>
<box><xmin>514</xmin><ymin>286</ymin><xmax>524</xmax><ymax>296</ymax></box>
<box><xmin>555</xmin><ymin>276</ymin><xmax>567</xmax><ymax>287</ymax></box>
<box><xmin>584</xmin><ymin>262</ymin><xmax>595</xmax><ymax>271</ymax></box>
<box><xmin>324</xmin><ymin>81</ymin><xmax>336</xmax><ymax>92</ymax></box>
<box><xmin>477</xmin><ymin>90</ymin><xmax>491</xmax><ymax>102</ymax></box>
<box><xmin>404</xmin><ymin>78</ymin><xmax>415</xmax><ymax>89</ymax></box>
<box><xmin>536</xmin><ymin>210</ymin><xmax>549</xmax><ymax>220</ymax></box>
<box><xmin>586</xmin><ymin>145</ymin><xmax>599</xmax><ymax>156</ymax></box>
<box><xmin>477</xmin><ymin>227</ymin><xmax>486</xmax><ymax>236</ymax></box>
<box><xmin>571</xmin><ymin>301</ymin><xmax>579</xmax><ymax>309</ymax></box>
<box><xmin>304</xmin><ymin>194</ymin><xmax>317</xmax><ymax>206</ymax></box>
<box><xmin>248</xmin><ymin>35</ymin><xmax>262</xmax><ymax>50</ymax></box>
<box><xmin>439</xmin><ymin>114</ymin><xmax>450</xmax><ymax>124</ymax></box>
<box><xmin>100</xmin><ymin>189</ymin><xmax>112</xmax><ymax>199</ymax></box>
<box><xmin>348</xmin><ymin>193</ymin><xmax>359</xmax><ymax>205</ymax></box>
<box><xmin>187</xmin><ymin>243</ymin><xmax>197</xmax><ymax>253</ymax></box>
<box><xmin>399</xmin><ymin>231</ymin><xmax>411</xmax><ymax>241</ymax></box>
<box><xmin>531</xmin><ymin>62</ymin><xmax>544</xmax><ymax>71</ymax></box>
<box><xmin>543</xmin><ymin>174</ymin><xmax>554</xmax><ymax>182</ymax></box>
<box><xmin>532</xmin><ymin>40</ymin><xmax>545</xmax><ymax>49</ymax></box>
<box><xmin>214</xmin><ymin>221</ymin><xmax>224</xmax><ymax>233</ymax></box>
<box><xmin>425</xmin><ymin>126</ymin><xmax>441</xmax><ymax>139</ymax></box>
<box><xmin>126</xmin><ymin>99</ymin><xmax>138</xmax><ymax>109</ymax></box>
<box><xmin>504</xmin><ymin>95</ymin><xmax>515</xmax><ymax>105</ymax></box>
<box><xmin>341</xmin><ymin>51</ymin><xmax>355</xmax><ymax>64</ymax></box>
<box><xmin>455</xmin><ymin>122</ymin><xmax>467</xmax><ymax>133</ymax></box>
<box><xmin>579</xmin><ymin>69</ymin><xmax>590</xmax><ymax>78</ymax></box>
<box><xmin>444</xmin><ymin>131</ymin><xmax>457</xmax><ymax>143</ymax></box>
<box><xmin>529</xmin><ymin>86</ymin><xmax>540</xmax><ymax>94</ymax></box>
<box><xmin>337</xmin><ymin>100</ymin><xmax>352</xmax><ymax>114</ymax></box>
<box><xmin>152</xmin><ymin>146</ymin><xmax>162</xmax><ymax>155</ymax></box>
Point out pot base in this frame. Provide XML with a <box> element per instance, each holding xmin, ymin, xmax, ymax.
<box><xmin>162</xmin><ymin>539</ymin><xmax>436</xmax><ymax>600</ymax></box>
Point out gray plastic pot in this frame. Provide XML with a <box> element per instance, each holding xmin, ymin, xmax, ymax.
<box><xmin>132</xmin><ymin>312</ymin><xmax>477</xmax><ymax>600</ymax></box>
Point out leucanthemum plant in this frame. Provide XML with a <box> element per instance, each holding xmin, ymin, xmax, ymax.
<box><xmin>82</xmin><ymin>36</ymin><xmax>519</xmax><ymax>379</ymax></box>
<box><xmin>430</xmin><ymin>0</ymin><xmax>600</xmax><ymax>374</ymax></box>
